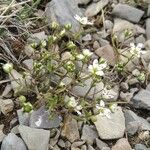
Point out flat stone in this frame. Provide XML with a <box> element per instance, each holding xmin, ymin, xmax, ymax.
<box><xmin>112</xmin><ymin>138</ymin><xmax>132</xmax><ymax>150</ymax></box>
<box><xmin>124</xmin><ymin>109</ymin><xmax>150</xmax><ymax>131</ymax></box>
<box><xmin>81</xmin><ymin>125</ymin><xmax>98</xmax><ymax>145</ymax></box>
<box><xmin>112</xmin><ymin>4</ymin><xmax>144</xmax><ymax>23</ymax></box>
<box><xmin>17</xmin><ymin>109</ymin><xmax>30</xmax><ymax>126</ymax></box>
<box><xmin>95</xmin><ymin>44</ymin><xmax>116</xmax><ymax>66</ymax></box>
<box><xmin>45</xmin><ymin>0</ymin><xmax>83</xmax><ymax>33</ymax></box>
<box><xmin>29</xmin><ymin>106</ymin><xmax>62</xmax><ymax>129</ymax></box>
<box><xmin>61</xmin><ymin>115</ymin><xmax>80</xmax><ymax>143</ymax></box>
<box><xmin>146</xmin><ymin>18</ymin><xmax>150</xmax><ymax>40</ymax></box>
<box><xmin>0</xmin><ymin>99</ymin><xmax>14</xmax><ymax>115</ymax></box>
<box><xmin>19</xmin><ymin>125</ymin><xmax>50</xmax><ymax>150</ymax></box>
<box><xmin>95</xmin><ymin>138</ymin><xmax>108</xmax><ymax>149</ymax></box>
<box><xmin>94</xmin><ymin>107</ymin><xmax>125</xmax><ymax>140</ymax></box>
<box><xmin>132</xmin><ymin>89</ymin><xmax>150</xmax><ymax>110</ymax></box>
<box><xmin>1</xmin><ymin>133</ymin><xmax>27</xmax><ymax>150</ymax></box>
<box><xmin>85</xmin><ymin>0</ymin><xmax>109</xmax><ymax>17</ymax></box>
<box><xmin>134</xmin><ymin>144</ymin><xmax>148</xmax><ymax>150</ymax></box>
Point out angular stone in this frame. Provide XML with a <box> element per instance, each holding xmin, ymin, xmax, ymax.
<box><xmin>22</xmin><ymin>59</ymin><xmax>33</xmax><ymax>71</ymax></box>
<box><xmin>94</xmin><ymin>107</ymin><xmax>125</xmax><ymax>140</ymax></box>
<box><xmin>134</xmin><ymin>144</ymin><xmax>148</xmax><ymax>150</ymax></box>
<box><xmin>132</xmin><ymin>89</ymin><xmax>150</xmax><ymax>110</ymax></box>
<box><xmin>85</xmin><ymin>0</ymin><xmax>109</xmax><ymax>17</ymax></box>
<box><xmin>95</xmin><ymin>138</ymin><xmax>108</xmax><ymax>149</ymax></box>
<box><xmin>0</xmin><ymin>124</ymin><xmax>6</xmax><ymax>142</ymax></box>
<box><xmin>75</xmin><ymin>0</ymin><xmax>91</xmax><ymax>5</ymax></box>
<box><xmin>61</xmin><ymin>115</ymin><xmax>80</xmax><ymax>143</ymax></box>
<box><xmin>81</xmin><ymin>125</ymin><xmax>98</xmax><ymax>145</ymax></box>
<box><xmin>1</xmin><ymin>133</ymin><xmax>27</xmax><ymax>150</ymax></box>
<box><xmin>112</xmin><ymin>138</ymin><xmax>132</xmax><ymax>150</ymax></box>
<box><xmin>0</xmin><ymin>99</ymin><xmax>14</xmax><ymax>115</ymax></box>
<box><xmin>45</xmin><ymin>0</ymin><xmax>83</xmax><ymax>33</ymax></box>
<box><xmin>29</xmin><ymin>106</ymin><xmax>62</xmax><ymax>129</ymax></box>
<box><xmin>124</xmin><ymin>109</ymin><xmax>150</xmax><ymax>131</ymax></box>
<box><xmin>112</xmin><ymin>4</ymin><xmax>144</xmax><ymax>23</ymax></box>
<box><xmin>95</xmin><ymin>44</ymin><xmax>116</xmax><ymax>66</ymax></box>
<box><xmin>146</xmin><ymin>18</ymin><xmax>150</xmax><ymax>40</ymax></box>
<box><xmin>19</xmin><ymin>125</ymin><xmax>50</xmax><ymax>150</ymax></box>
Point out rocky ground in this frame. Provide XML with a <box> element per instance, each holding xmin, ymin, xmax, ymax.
<box><xmin>0</xmin><ymin>0</ymin><xmax>150</xmax><ymax>150</ymax></box>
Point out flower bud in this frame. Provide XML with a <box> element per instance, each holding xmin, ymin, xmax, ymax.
<box><xmin>41</xmin><ymin>40</ymin><xmax>47</xmax><ymax>48</ymax></box>
<box><xmin>51</xmin><ymin>21</ymin><xmax>59</xmax><ymax>29</ymax></box>
<box><xmin>23</xmin><ymin>102</ymin><xmax>33</xmax><ymax>113</ymax></box>
<box><xmin>18</xmin><ymin>95</ymin><xmax>26</xmax><ymax>105</ymax></box>
<box><xmin>64</xmin><ymin>23</ymin><xmax>72</xmax><ymax>30</ymax></box>
<box><xmin>31</xmin><ymin>42</ymin><xmax>38</xmax><ymax>49</ymax></box>
<box><xmin>3</xmin><ymin>63</ymin><xmax>13</xmax><ymax>73</ymax></box>
<box><xmin>59</xmin><ymin>29</ymin><xmax>66</xmax><ymax>37</ymax></box>
<box><xmin>67</xmin><ymin>41</ymin><xmax>76</xmax><ymax>49</ymax></box>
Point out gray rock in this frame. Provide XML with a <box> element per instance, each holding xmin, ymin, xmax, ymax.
<box><xmin>146</xmin><ymin>18</ymin><xmax>150</xmax><ymax>40</ymax></box>
<box><xmin>71</xmin><ymin>141</ymin><xmax>85</xmax><ymax>148</ymax></box>
<box><xmin>81</xmin><ymin>125</ymin><xmax>98</xmax><ymax>145</ymax></box>
<box><xmin>2</xmin><ymin>84</ymin><xmax>12</xmax><ymax>98</ymax></box>
<box><xmin>11</xmin><ymin>125</ymin><xmax>19</xmax><ymax>135</ymax></box>
<box><xmin>126</xmin><ymin>121</ymin><xmax>140</xmax><ymax>135</ymax></box>
<box><xmin>17</xmin><ymin>109</ymin><xmax>30</xmax><ymax>126</ymax></box>
<box><xmin>94</xmin><ymin>107</ymin><xmax>125</xmax><ymax>140</ymax></box>
<box><xmin>1</xmin><ymin>133</ymin><xmax>27</xmax><ymax>150</ymax></box>
<box><xmin>81</xmin><ymin>145</ymin><xmax>87</xmax><ymax>150</ymax></box>
<box><xmin>87</xmin><ymin>145</ymin><xmax>95</xmax><ymax>150</ymax></box>
<box><xmin>120</xmin><ymin>82</ymin><xmax>129</xmax><ymax>91</ymax></box>
<box><xmin>95</xmin><ymin>138</ymin><xmax>108</xmax><ymax>149</ymax></box>
<box><xmin>61</xmin><ymin>115</ymin><xmax>80</xmax><ymax>142</ymax></box>
<box><xmin>124</xmin><ymin>109</ymin><xmax>150</xmax><ymax>131</ymax></box>
<box><xmin>120</xmin><ymin>92</ymin><xmax>133</xmax><ymax>102</ymax></box>
<box><xmin>132</xmin><ymin>89</ymin><xmax>150</xmax><ymax>110</ymax></box>
<box><xmin>22</xmin><ymin>59</ymin><xmax>33</xmax><ymax>71</ymax></box>
<box><xmin>147</xmin><ymin>5</ymin><xmax>150</xmax><ymax>17</ymax></box>
<box><xmin>112</xmin><ymin>138</ymin><xmax>132</xmax><ymax>150</ymax></box>
<box><xmin>104</xmin><ymin>20</ymin><xmax>114</xmax><ymax>30</ymax></box>
<box><xmin>29</xmin><ymin>106</ymin><xmax>62</xmax><ymax>129</ymax></box>
<box><xmin>85</xmin><ymin>0</ymin><xmax>109</xmax><ymax>17</ymax></box>
<box><xmin>135</xmin><ymin>144</ymin><xmax>148</xmax><ymax>150</ymax></box>
<box><xmin>112</xmin><ymin>4</ymin><xmax>144</xmax><ymax>23</ymax></box>
<box><xmin>95</xmin><ymin>44</ymin><xmax>116</xmax><ymax>66</ymax></box>
<box><xmin>75</xmin><ymin>0</ymin><xmax>91</xmax><ymax>5</ymax></box>
<box><xmin>45</xmin><ymin>0</ymin><xmax>83</xmax><ymax>33</ymax></box>
<box><xmin>19</xmin><ymin>125</ymin><xmax>50</xmax><ymax>150</ymax></box>
<box><xmin>135</xmin><ymin>35</ymin><xmax>146</xmax><ymax>45</ymax></box>
<box><xmin>58</xmin><ymin>139</ymin><xmax>65</xmax><ymax>148</ymax></box>
<box><xmin>82</xmin><ymin>34</ymin><xmax>92</xmax><ymax>42</ymax></box>
<box><xmin>0</xmin><ymin>124</ymin><xmax>6</xmax><ymax>142</ymax></box>
<box><xmin>0</xmin><ymin>99</ymin><xmax>14</xmax><ymax>115</ymax></box>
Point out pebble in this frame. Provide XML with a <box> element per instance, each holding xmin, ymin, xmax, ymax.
<box><xmin>19</xmin><ymin>125</ymin><xmax>50</xmax><ymax>150</ymax></box>
<box><xmin>1</xmin><ymin>133</ymin><xmax>27</xmax><ymax>150</ymax></box>
<box><xmin>61</xmin><ymin>115</ymin><xmax>80</xmax><ymax>142</ymax></box>
<box><xmin>85</xmin><ymin>0</ymin><xmax>109</xmax><ymax>17</ymax></box>
<box><xmin>81</xmin><ymin>125</ymin><xmax>98</xmax><ymax>145</ymax></box>
<box><xmin>82</xmin><ymin>34</ymin><xmax>92</xmax><ymax>42</ymax></box>
<box><xmin>112</xmin><ymin>4</ymin><xmax>144</xmax><ymax>23</ymax></box>
<box><xmin>0</xmin><ymin>124</ymin><xmax>6</xmax><ymax>142</ymax></box>
<box><xmin>0</xmin><ymin>99</ymin><xmax>14</xmax><ymax>115</ymax></box>
<box><xmin>134</xmin><ymin>143</ymin><xmax>148</xmax><ymax>150</ymax></box>
<box><xmin>95</xmin><ymin>138</ymin><xmax>108</xmax><ymax>149</ymax></box>
<box><xmin>112</xmin><ymin>138</ymin><xmax>132</xmax><ymax>150</ymax></box>
<box><xmin>94</xmin><ymin>107</ymin><xmax>125</xmax><ymax>140</ymax></box>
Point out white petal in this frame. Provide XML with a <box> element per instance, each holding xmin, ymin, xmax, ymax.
<box><xmin>100</xmin><ymin>100</ymin><xmax>105</xmax><ymax>107</ymax></box>
<box><xmin>96</xmin><ymin>70</ymin><xmax>104</xmax><ymax>76</ymax></box>
<box><xmin>130</xmin><ymin>43</ymin><xmax>135</xmax><ymax>48</ymax></box>
<box><xmin>137</xmin><ymin>43</ymin><xmax>144</xmax><ymax>49</ymax></box>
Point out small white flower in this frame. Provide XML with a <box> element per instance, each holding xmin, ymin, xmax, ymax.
<box><xmin>83</xmin><ymin>49</ymin><xmax>93</xmax><ymax>57</ymax></box>
<box><xmin>130</xmin><ymin>43</ymin><xmax>146</xmax><ymax>58</ymax></box>
<box><xmin>75</xmin><ymin>105</ymin><xmax>82</xmax><ymax>115</ymax></box>
<box><xmin>74</xmin><ymin>14</ymin><xmax>93</xmax><ymax>25</ymax></box>
<box><xmin>100</xmin><ymin>100</ymin><xmax>105</xmax><ymax>107</ymax></box>
<box><xmin>76</xmin><ymin>54</ymin><xmax>85</xmax><ymax>60</ymax></box>
<box><xmin>67</xmin><ymin>97</ymin><xmax>78</xmax><ymax>108</ymax></box>
<box><xmin>88</xmin><ymin>59</ymin><xmax>107</xmax><ymax>76</ymax></box>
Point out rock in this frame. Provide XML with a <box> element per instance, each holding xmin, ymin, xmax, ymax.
<box><xmin>61</xmin><ymin>115</ymin><xmax>80</xmax><ymax>142</ymax></box>
<box><xmin>0</xmin><ymin>124</ymin><xmax>6</xmax><ymax>142</ymax></box>
<box><xmin>22</xmin><ymin>59</ymin><xmax>33</xmax><ymax>71</ymax></box>
<box><xmin>71</xmin><ymin>78</ymin><xmax>104</xmax><ymax>99</ymax></box>
<box><xmin>81</xmin><ymin>125</ymin><xmax>98</xmax><ymax>145</ymax></box>
<box><xmin>24</xmin><ymin>45</ymin><xmax>34</xmax><ymax>57</ymax></box>
<box><xmin>132</xmin><ymin>89</ymin><xmax>150</xmax><ymax>110</ymax></box>
<box><xmin>93</xmin><ymin>41</ymin><xmax>100</xmax><ymax>50</ymax></box>
<box><xmin>95</xmin><ymin>138</ymin><xmax>108</xmax><ymax>149</ymax></box>
<box><xmin>45</xmin><ymin>0</ymin><xmax>83</xmax><ymax>33</ymax></box>
<box><xmin>49</xmin><ymin>129</ymin><xmax>60</xmax><ymax>147</ymax></box>
<box><xmin>1</xmin><ymin>133</ymin><xmax>27</xmax><ymax>150</ymax></box>
<box><xmin>120</xmin><ymin>82</ymin><xmax>129</xmax><ymax>91</ymax></box>
<box><xmin>120</xmin><ymin>92</ymin><xmax>133</xmax><ymax>102</ymax></box>
<box><xmin>82</xmin><ymin>34</ymin><xmax>92</xmax><ymax>42</ymax></box>
<box><xmin>17</xmin><ymin>109</ymin><xmax>30</xmax><ymax>126</ymax></box>
<box><xmin>104</xmin><ymin>20</ymin><xmax>114</xmax><ymax>30</ymax></box>
<box><xmin>9</xmin><ymin>69</ymin><xmax>31</xmax><ymax>95</ymax></box>
<box><xmin>2</xmin><ymin>84</ymin><xmax>12</xmax><ymax>98</ymax></box>
<box><xmin>126</xmin><ymin>121</ymin><xmax>140</xmax><ymax>135</ymax></box>
<box><xmin>112</xmin><ymin>138</ymin><xmax>132</xmax><ymax>150</ymax></box>
<box><xmin>58</xmin><ymin>139</ymin><xmax>65</xmax><ymax>148</ymax></box>
<box><xmin>87</xmin><ymin>145</ymin><xmax>95</xmax><ymax>150</ymax></box>
<box><xmin>76</xmin><ymin>0</ymin><xmax>91</xmax><ymax>5</ymax></box>
<box><xmin>85</xmin><ymin>0</ymin><xmax>109</xmax><ymax>17</ymax></box>
<box><xmin>53</xmin><ymin>145</ymin><xmax>60</xmax><ymax>150</ymax></box>
<box><xmin>11</xmin><ymin>125</ymin><xmax>19</xmax><ymax>135</ymax></box>
<box><xmin>95</xmin><ymin>44</ymin><xmax>116</xmax><ymax>66</ymax></box>
<box><xmin>61</xmin><ymin>52</ymin><xmax>72</xmax><ymax>61</ymax></box>
<box><xmin>99</xmin><ymin>38</ymin><xmax>110</xmax><ymax>46</ymax></box>
<box><xmin>112</xmin><ymin>4</ymin><xmax>144</xmax><ymax>23</ymax></box>
<box><xmin>134</xmin><ymin>144</ymin><xmax>148</xmax><ymax>150</ymax></box>
<box><xmin>81</xmin><ymin>145</ymin><xmax>87</xmax><ymax>150</ymax></box>
<box><xmin>94</xmin><ymin>107</ymin><xmax>125</xmax><ymax>140</ymax></box>
<box><xmin>0</xmin><ymin>99</ymin><xmax>14</xmax><ymax>115</ymax></box>
<box><xmin>135</xmin><ymin>35</ymin><xmax>146</xmax><ymax>45</ymax></box>
<box><xmin>19</xmin><ymin>125</ymin><xmax>50</xmax><ymax>150</ymax></box>
<box><xmin>148</xmin><ymin>5</ymin><xmax>150</xmax><ymax>17</ymax></box>
<box><xmin>71</xmin><ymin>141</ymin><xmax>85</xmax><ymax>148</ymax></box>
<box><xmin>65</xmin><ymin>141</ymin><xmax>72</xmax><ymax>149</ymax></box>
<box><xmin>144</xmin><ymin>40</ymin><xmax>150</xmax><ymax>50</ymax></box>
<box><xmin>146</xmin><ymin>18</ymin><xmax>150</xmax><ymax>40</ymax></box>
<box><xmin>124</xmin><ymin>109</ymin><xmax>150</xmax><ymax>131</ymax></box>
<box><xmin>29</xmin><ymin>106</ymin><xmax>62</xmax><ymax>129</ymax></box>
